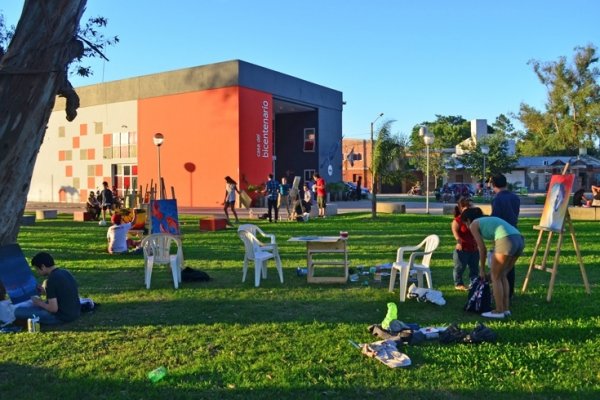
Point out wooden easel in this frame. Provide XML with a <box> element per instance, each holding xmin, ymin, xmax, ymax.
<box><xmin>521</xmin><ymin>165</ymin><xmax>591</xmax><ymax>302</ymax></box>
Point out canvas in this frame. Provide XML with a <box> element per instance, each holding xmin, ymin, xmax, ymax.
<box><xmin>0</xmin><ymin>244</ymin><xmax>38</xmax><ymax>304</ymax></box>
<box><xmin>150</xmin><ymin>199</ymin><xmax>180</xmax><ymax>235</ymax></box>
<box><xmin>538</xmin><ymin>174</ymin><xmax>574</xmax><ymax>231</ymax></box>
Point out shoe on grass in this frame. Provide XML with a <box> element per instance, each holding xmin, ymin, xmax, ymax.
<box><xmin>481</xmin><ymin>311</ymin><xmax>505</xmax><ymax>319</ymax></box>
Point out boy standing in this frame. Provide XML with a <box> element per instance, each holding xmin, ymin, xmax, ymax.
<box><xmin>313</xmin><ymin>173</ymin><xmax>327</xmax><ymax>218</ymax></box>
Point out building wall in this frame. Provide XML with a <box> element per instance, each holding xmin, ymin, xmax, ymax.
<box><xmin>31</xmin><ymin>61</ymin><xmax>342</xmax><ymax>206</ymax></box>
<box><xmin>274</xmin><ymin>111</ymin><xmax>319</xmax><ymax>183</ymax></box>
<box><xmin>30</xmin><ymin>101</ymin><xmax>138</xmax><ymax>203</ymax></box>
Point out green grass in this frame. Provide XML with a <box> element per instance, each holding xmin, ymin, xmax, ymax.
<box><xmin>2</xmin><ymin>213</ymin><xmax>599</xmax><ymax>399</ymax></box>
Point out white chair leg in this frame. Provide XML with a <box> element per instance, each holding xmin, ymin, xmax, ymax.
<box><xmin>145</xmin><ymin>256</ymin><xmax>154</xmax><ymax>289</ymax></box>
<box><xmin>416</xmin><ymin>271</ymin><xmax>424</xmax><ymax>288</ymax></box>
<box><xmin>242</xmin><ymin>256</ymin><xmax>248</xmax><ymax>282</ymax></box>
<box><xmin>275</xmin><ymin>254</ymin><xmax>284</xmax><ymax>283</ymax></box>
<box><xmin>399</xmin><ymin>263</ymin><xmax>410</xmax><ymax>302</ymax></box>
<box><xmin>254</xmin><ymin>260</ymin><xmax>262</xmax><ymax>287</ymax></box>
<box><xmin>425</xmin><ymin>271</ymin><xmax>432</xmax><ymax>289</ymax></box>
<box><xmin>262</xmin><ymin>261</ymin><xmax>268</xmax><ymax>279</ymax></box>
<box><xmin>389</xmin><ymin>267</ymin><xmax>398</xmax><ymax>292</ymax></box>
<box><xmin>169</xmin><ymin>255</ymin><xmax>179</xmax><ymax>289</ymax></box>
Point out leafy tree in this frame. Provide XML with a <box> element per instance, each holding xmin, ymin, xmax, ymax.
<box><xmin>370</xmin><ymin>120</ymin><xmax>410</xmax><ymax>217</ymax></box>
<box><xmin>0</xmin><ymin>0</ymin><xmax>117</xmax><ymax>246</ymax></box>
<box><xmin>457</xmin><ymin>133</ymin><xmax>518</xmax><ymax>182</ymax></box>
<box><xmin>517</xmin><ymin>44</ymin><xmax>600</xmax><ymax>155</ymax></box>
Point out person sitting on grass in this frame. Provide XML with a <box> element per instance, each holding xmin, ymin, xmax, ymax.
<box><xmin>14</xmin><ymin>252</ymin><xmax>80</xmax><ymax>325</ymax></box>
<box><xmin>461</xmin><ymin>207</ymin><xmax>524</xmax><ymax>319</ymax></box>
<box><xmin>107</xmin><ymin>212</ymin><xmax>138</xmax><ymax>254</ymax></box>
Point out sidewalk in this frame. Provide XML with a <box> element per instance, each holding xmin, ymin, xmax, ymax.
<box><xmin>25</xmin><ymin>197</ymin><xmax>543</xmax><ymax>218</ymax></box>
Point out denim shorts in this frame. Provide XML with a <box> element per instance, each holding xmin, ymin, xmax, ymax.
<box><xmin>495</xmin><ymin>234</ymin><xmax>525</xmax><ymax>257</ymax></box>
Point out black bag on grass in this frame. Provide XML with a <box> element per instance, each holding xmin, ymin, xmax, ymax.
<box><xmin>182</xmin><ymin>267</ymin><xmax>211</xmax><ymax>282</ymax></box>
<box><xmin>464</xmin><ymin>277</ymin><xmax>492</xmax><ymax>313</ymax></box>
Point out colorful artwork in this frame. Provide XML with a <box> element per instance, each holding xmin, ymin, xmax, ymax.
<box><xmin>538</xmin><ymin>174</ymin><xmax>574</xmax><ymax>231</ymax></box>
<box><xmin>0</xmin><ymin>244</ymin><xmax>38</xmax><ymax>304</ymax></box>
<box><xmin>150</xmin><ymin>199</ymin><xmax>180</xmax><ymax>235</ymax></box>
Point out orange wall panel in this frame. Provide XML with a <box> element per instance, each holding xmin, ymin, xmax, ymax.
<box><xmin>138</xmin><ymin>88</ymin><xmax>242</xmax><ymax>207</ymax></box>
<box><xmin>80</xmin><ymin>124</ymin><xmax>88</xmax><ymax>135</ymax></box>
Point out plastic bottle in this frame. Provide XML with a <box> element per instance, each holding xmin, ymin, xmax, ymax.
<box><xmin>148</xmin><ymin>366</ymin><xmax>167</xmax><ymax>383</ymax></box>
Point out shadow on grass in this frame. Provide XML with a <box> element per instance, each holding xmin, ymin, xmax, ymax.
<box><xmin>0</xmin><ymin>362</ymin><xmax>596</xmax><ymax>400</ymax></box>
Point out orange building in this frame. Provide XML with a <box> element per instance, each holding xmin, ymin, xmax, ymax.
<box><xmin>31</xmin><ymin>60</ymin><xmax>343</xmax><ymax>207</ymax></box>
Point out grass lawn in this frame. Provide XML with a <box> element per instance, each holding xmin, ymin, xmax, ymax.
<box><xmin>1</xmin><ymin>212</ymin><xmax>599</xmax><ymax>399</ymax></box>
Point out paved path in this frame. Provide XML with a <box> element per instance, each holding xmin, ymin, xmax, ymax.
<box><xmin>25</xmin><ymin>195</ymin><xmax>543</xmax><ymax>218</ymax></box>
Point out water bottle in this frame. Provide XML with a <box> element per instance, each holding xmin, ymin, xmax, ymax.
<box><xmin>148</xmin><ymin>366</ymin><xmax>167</xmax><ymax>383</ymax></box>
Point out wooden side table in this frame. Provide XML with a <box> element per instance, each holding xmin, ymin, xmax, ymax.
<box><xmin>289</xmin><ymin>236</ymin><xmax>348</xmax><ymax>283</ymax></box>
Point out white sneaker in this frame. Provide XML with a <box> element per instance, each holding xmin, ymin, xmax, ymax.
<box><xmin>504</xmin><ymin>311</ymin><xmax>512</xmax><ymax>317</ymax></box>
<box><xmin>481</xmin><ymin>311</ymin><xmax>506</xmax><ymax>319</ymax></box>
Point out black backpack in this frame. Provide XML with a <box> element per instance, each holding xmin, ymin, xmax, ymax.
<box><xmin>464</xmin><ymin>278</ymin><xmax>492</xmax><ymax>313</ymax></box>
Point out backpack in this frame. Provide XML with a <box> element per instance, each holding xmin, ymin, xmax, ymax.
<box><xmin>464</xmin><ymin>278</ymin><xmax>492</xmax><ymax>313</ymax></box>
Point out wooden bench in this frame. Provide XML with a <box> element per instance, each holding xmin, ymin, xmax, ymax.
<box><xmin>35</xmin><ymin>209</ymin><xmax>58</xmax><ymax>220</ymax></box>
<box><xmin>73</xmin><ymin>211</ymin><xmax>94</xmax><ymax>221</ymax></box>
<box><xmin>376</xmin><ymin>202</ymin><xmax>406</xmax><ymax>214</ymax></box>
<box><xmin>199</xmin><ymin>216</ymin><xmax>228</xmax><ymax>231</ymax></box>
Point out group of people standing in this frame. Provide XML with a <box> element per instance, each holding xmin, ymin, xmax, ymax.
<box><xmin>223</xmin><ymin>173</ymin><xmax>328</xmax><ymax>225</ymax></box>
<box><xmin>86</xmin><ymin>181</ymin><xmax>123</xmax><ymax>223</ymax></box>
<box><xmin>451</xmin><ymin>174</ymin><xmax>524</xmax><ymax>319</ymax></box>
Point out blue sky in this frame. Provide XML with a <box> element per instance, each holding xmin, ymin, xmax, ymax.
<box><xmin>3</xmin><ymin>0</ymin><xmax>599</xmax><ymax>139</ymax></box>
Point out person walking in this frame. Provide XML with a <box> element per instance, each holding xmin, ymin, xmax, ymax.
<box><xmin>223</xmin><ymin>176</ymin><xmax>240</xmax><ymax>225</ymax></box>
<box><xmin>490</xmin><ymin>174</ymin><xmax>520</xmax><ymax>298</ymax></box>
<box><xmin>461</xmin><ymin>207</ymin><xmax>524</xmax><ymax>319</ymax></box>
<box><xmin>313</xmin><ymin>173</ymin><xmax>327</xmax><ymax>218</ymax></box>
<box><xmin>263</xmin><ymin>174</ymin><xmax>280</xmax><ymax>222</ymax></box>
<box><xmin>451</xmin><ymin>197</ymin><xmax>479</xmax><ymax>290</ymax></box>
<box><xmin>279</xmin><ymin>177</ymin><xmax>291</xmax><ymax>220</ymax></box>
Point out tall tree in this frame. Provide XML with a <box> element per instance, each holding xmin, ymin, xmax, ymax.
<box><xmin>370</xmin><ymin>120</ymin><xmax>410</xmax><ymax>217</ymax></box>
<box><xmin>0</xmin><ymin>1</ymin><xmax>116</xmax><ymax>246</ymax></box>
<box><xmin>456</xmin><ymin>133</ymin><xmax>518</xmax><ymax>181</ymax></box>
<box><xmin>517</xmin><ymin>44</ymin><xmax>600</xmax><ymax>155</ymax></box>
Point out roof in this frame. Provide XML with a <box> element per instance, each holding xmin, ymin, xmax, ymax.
<box><xmin>516</xmin><ymin>155</ymin><xmax>600</xmax><ymax>168</ymax></box>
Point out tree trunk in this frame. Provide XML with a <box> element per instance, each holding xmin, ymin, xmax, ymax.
<box><xmin>0</xmin><ymin>0</ymin><xmax>86</xmax><ymax>245</ymax></box>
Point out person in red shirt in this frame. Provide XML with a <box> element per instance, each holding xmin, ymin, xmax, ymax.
<box><xmin>313</xmin><ymin>173</ymin><xmax>327</xmax><ymax>218</ymax></box>
<box><xmin>451</xmin><ymin>197</ymin><xmax>478</xmax><ymax>290</ymax></box>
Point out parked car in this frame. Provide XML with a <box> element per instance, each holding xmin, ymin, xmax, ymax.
<box><xmin>343</xmin><ymin>182</ymin><xmax>370</xmax><ymax>200</ymax></box>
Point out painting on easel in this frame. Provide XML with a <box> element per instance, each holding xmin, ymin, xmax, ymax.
<box><xmin>150</xmin><ymin>199</ymin><xmax>180</xmax><ymax>235</ymax></box>
<box><xmin>538</xmin><ymin>174</ymin><xmax>575</xmax><ymax>231</ymax></box>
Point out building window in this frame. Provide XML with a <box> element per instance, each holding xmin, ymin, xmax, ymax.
<box><xmin>303</xmin><ymin>128</ymin><xmax>316</xmax><ymax>152</ymax></box>
<box><xmin>112</xmin><ymin>163</ymin><xmax>138</xmax><ymax>196</ymax></box>
<box><xmin>353</xmin><ymin>153</ymin><xmax>362</xmax><ymax>161</ymax></box>
<box><xmin>304</xmin><ymin>169</ymin><xmax>315</xmax><ymax>182</ymax></box>
<box><xmin>105</xmin><ymin>130</ymin><xmax>137</xmax><ymax>159</ymax></box>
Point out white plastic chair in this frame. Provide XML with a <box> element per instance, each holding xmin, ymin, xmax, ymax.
<box><xmin>237</xmin><ymin>224</ymin><xmax>276</xmax><ymax>250</ymax></box>
<box><xmin>141</xmin><ymin>233</ymin><xmax>184</xmax><ymax>289</ymax></box>
<box><xmin>238</xmin><ymin>229</ymin><xmax>283</xmax><ymax>287</ymax></box>
<box><xmin>388</xmin><ymin>234</ymin><xmax>440</xmax><ymax>302</ymax></box>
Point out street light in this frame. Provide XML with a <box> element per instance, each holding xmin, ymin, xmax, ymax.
<box><xmin>370</xmin><ymin>112</ymin><xmax>384</xmax><ymax>218</ymax></box>
<box><xmin>153</xmin><ymin>132</ymin><xmax>165</xmax><ymax>199</ymax></box>
<box><xmin>480</xmin><ymin>144</ymin><xmax>490</xmax><ymax>184</ymax></box>
<box><xmin>420</xmin><ymin>126</ymin><xmax>434</xmax><ymax>214</ymax></box>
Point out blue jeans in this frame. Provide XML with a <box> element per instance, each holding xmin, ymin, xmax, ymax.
<box><xmin>453</xmin><ymin>249</ymin><xmax>479</xmax><ymax>286</ymax></box>
<box><xmin>14</xmin><ymin>305</ymin><xmax>63</xmax><ymax>325</ymax></box>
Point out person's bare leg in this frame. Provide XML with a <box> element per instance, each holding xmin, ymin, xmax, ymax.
<box><xmin>224</xmin><ymin>204</ymin><xmax>230</xmax><ymax>222</ymax></box>
<box><xmin>503</xmin><ymin>256</ymin><xmax>518</xmax><ymax>311</ymax></box>
<box><xmin>490</xmin><ymin>253</ymin><xmax>509</xmax><ymax>313</ymax></box>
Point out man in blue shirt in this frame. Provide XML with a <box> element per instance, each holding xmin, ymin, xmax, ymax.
<box><xmin>263</xmin><ymin>174</ymin><xmax>280</xmax><ymax>222</ymax></box>
<box><xmin>490</xmin><ymin>174</ymin><xmax>521</xmax><ymax>298</ymax></box>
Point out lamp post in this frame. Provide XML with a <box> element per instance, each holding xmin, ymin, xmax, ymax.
<box><xmin>480</xmin><ymin>144</ymin><xmax>489</xmax><ymax>184</ymax></box>
<box><xmin>420</xmin><ymin>126</ymin><xmax>434</xmax><ymax>214</ymax></box>
<box><xmin>153</xmin><ymin>132</ymin><xmax>165</xmax><ymax>199</ymax></box>
<box><xmin>370</xmin><ymin>112</ymin><xmax>384</xmax><ymax>218</ymax></box>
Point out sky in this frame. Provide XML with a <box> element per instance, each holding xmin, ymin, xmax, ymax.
<box><xmin>3</xmin><ymin>0</ymin><xmax>599</xmax><ymax>139</ymax></box>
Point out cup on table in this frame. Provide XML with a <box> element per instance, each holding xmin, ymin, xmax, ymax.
<box><xmin>339</xmin><ymin>231</ymin><xmax>349</xmax><ymax>238</ymax></box>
